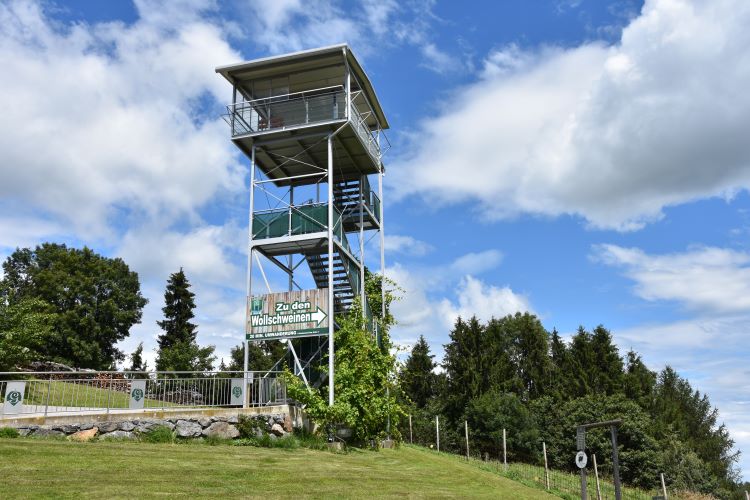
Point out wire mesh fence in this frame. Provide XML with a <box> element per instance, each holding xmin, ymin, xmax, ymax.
<box><xmin>0</xmin><ymin>371</ymin><xmax>287</xmax><ymax>418</ymax></box>
<box><xmin>402</xmin><ymin>412</ymin><xmax>668</xmax><ymax>500</ymax></box>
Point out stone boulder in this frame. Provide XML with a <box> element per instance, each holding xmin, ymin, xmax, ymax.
<box><xmin>270</xmin><ymin>423</ymin><xmax>286</xmax><ymax>437</ymax></box>
<box><xmin>282</xmin><ymin>415</ymin><xmax>293</xmax><ymax>433</ymax></box>
<box><xmin>175</xmin><ymin>419</ymin><xmax>202</xmax><ymax>438</ymax></box>
<box><xmin>118</xmin><ymin>421</ymin><xmax>136</xmax><ymax>432</ymax></box>
<box><xmin>197</xmin><ymin>417</ymin><xmax>211</xmax><ymax>428</ymax></box>
<box><xmin>70</xmin><ymin>427</ymin><xmax>98</xmax><ymax>442</ymax></box>
<box><xmin>202</xmin><ymin>421</ymin><xmax>240</xmax><ymax>439</ymax></box>
<box><xmin>136</xmin><ymin>419</ymin><xmax>175</xmax><ymax>433</ymax></box>
<box><xmin>101</xmin><ymin>430</ymin><xmax>134</xmax><ymax>440</ymax></box>
<box><xmin>32</xmin><ymin>428</ymin><xmax>64</xmax><ymax>437</ymax></box>
<box><xmin>98</xmin><ymin>421</ymin><xmax>119</xmax><ymax>433</ymax></box>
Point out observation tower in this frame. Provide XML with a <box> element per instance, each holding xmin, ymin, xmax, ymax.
<box><xmin>216</xmin><ymin>44</ymin><xmax>389</xmax><ymax>405</ymax></box>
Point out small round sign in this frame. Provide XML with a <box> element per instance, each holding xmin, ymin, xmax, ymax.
<box><xmin>575</xmin><ymin>451</ymin><xmax>588</xmax><ymax>469</ymax></box>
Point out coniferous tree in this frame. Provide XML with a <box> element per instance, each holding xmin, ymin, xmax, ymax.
<box><xmin>590</xmin><ymin>325</ymin><xmax>624</xmax><ymax>395</ymax></box>
<box><xmin>128</xmin><ymin>342</ymin><xmax>147</xmax><ymax>371</ymax></box>
<box><xmin>155</xmin><ymin>269</ymin><xmax>215</xmax><ymax>372</ymax></box>
<box><xmin>401</xmin><ymin>335</ymin><xmax>436</xmax><ymax>408</ymax></box>
<box><xmin>156</xmin><ymin>268</ymin><xmax>196</xmax><ymax>350</ymax></box>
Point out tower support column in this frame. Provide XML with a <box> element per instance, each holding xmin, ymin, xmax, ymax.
<box><xmin>327</xmin><ymin>135</ymin><xmax>335</xmax><ymax>407</ymax></box>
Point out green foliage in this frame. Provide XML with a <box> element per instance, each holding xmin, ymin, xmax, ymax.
<box><xmin>139</xmin><ymin>426</ymin><xmax>175</xmax><ymax>444</ymax></box>
<box><xmin>127</xmin><ymin>342</ymin><xmax>148</xmax><ymax>376</ymax></box>
<box><xmin>0</xmin><ymin>427</ymin><xmax>20</xmax><ymax>438</ymax></box>
<box><xmin>227</xmin><ymin>340</ymin><xmax>287</xmax><ymax>372</ymax></box>
<box><xmin>466</xmin><ymin>390</ymin><xmax>539</xmax><ymax>462</ymax></box>
<box><xmin>0</xmin><ymin>243</ymin><xmax>147</xmax><ymax>369</ymax></box>
<box><xmin>400</xmin><ymin>335</ymin><xmax>436</xmax><ymax>409</ymax></box>
<box><xmin>284</xmin><ymin>273</ymin><xmax>403</xmax><ymax>445</ymax></box>
<box><xmin>236</xmin><ymin>415</ymin><xmax>266</xmax><ymax>439</ymax></box>
<box><xmin>420</xmin><ymin>312</ymin><xmax>740</xmax><ymax>495</ymax></box>
<box><xmin>154</xmin><ymin>269</ymin><xmax>215</xmax><ymax>373</ymax></box>
<box><xmin>0</xmin><ymin>291</ymin><xmax>55</xmax><ymax>371</ymax></box>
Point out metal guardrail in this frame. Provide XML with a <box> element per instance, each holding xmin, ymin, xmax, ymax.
<box><xmin>0</xmin><ymin>371</ymin><xmax>287</xmax><ymax>418</ymax></box>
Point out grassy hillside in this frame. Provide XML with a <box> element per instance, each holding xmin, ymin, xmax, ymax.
<box><xmin>0</xmin><ymin>439</ymin><xmax>554</xmax><ymax>499</ymax></box>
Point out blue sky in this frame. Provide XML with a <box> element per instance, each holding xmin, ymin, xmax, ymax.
<box><xmin>0</xmin><ymin>0</ymin><xmax>749</xmax><ymax>479</ymax></box>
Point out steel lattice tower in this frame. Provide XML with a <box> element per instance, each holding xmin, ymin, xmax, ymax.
<box><xmin>216</xmin><ymin>45</ymin><xmax>389</xmax><ymax>405</ymax></box>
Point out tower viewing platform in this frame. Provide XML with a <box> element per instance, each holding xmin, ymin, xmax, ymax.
<box><xmin>216</xmin><ymin>44</ymin><xmax>390</xmax><ymax>406</ymax></box>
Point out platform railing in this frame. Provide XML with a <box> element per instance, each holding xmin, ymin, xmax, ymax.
<box><xmin>0</xmin><ymin>371</ymin><xmax>287</xmax><ymax>418</ymax></box>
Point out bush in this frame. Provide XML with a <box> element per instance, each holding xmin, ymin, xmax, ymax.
<box><xmin>0</xmin><ymin>427</ymin><xmax>20</xmax><ymax>438</ymax></box>
<box><xmin>236</xmin><ymin>415</ymin><xmax>266</xmax><ymax>439</ymax></box>
<box><xmin>139</xmin><ymin>425</ymin><xmax>174</xmax><ymax>444</ymax></box>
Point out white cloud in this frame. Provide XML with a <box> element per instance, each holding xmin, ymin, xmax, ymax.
<box><xmin>0</xmin><ymin>0</ymin><xmax>243</xmax><ymax>236</ymax></box>
<box><xmin>439</xmin><ymin>275</ymin><xmax>531</xmax><ymax>327</ymax></box>
<box><xmin>450</xmin><ymin>249</ymin><xmax>503</xmax><ymax>275</ymax></box>
<box><xmin>391</xmin><ymin>0</ymin><xmax>750</xmax><ymax>230</ymax></box>
<box><xmin>383</xmin><ymin>234</ymin><xmax>433</xmax><ymax>256</ymax></box>
<box><xmin>595</xmin><ymin>244</ymin><xmax>750</xmax><ymax>313</ymax></box>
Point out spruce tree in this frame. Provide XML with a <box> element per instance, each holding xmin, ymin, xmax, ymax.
<box><xmin>155</xmin><ymin>269</ymin><xmax>215</xmax><ymax>372</ymax></box>
<box><xmin>128</xmin><ymin>342</ymin><xmax>147</xmax><ymax>372</ymax></box>
<box><xmin>402</xmin><ymin>335</ymin><xmax>436</xmax><ymax>408</ymax></box>
<box><xmin>156</xmin><ymin>268</ymin><xmax>196</xmax><ymax>350</ymax></box>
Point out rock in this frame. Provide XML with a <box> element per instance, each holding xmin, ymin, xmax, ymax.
<box><xmin>202</xmin><ymin>422</ymin><xmax>240</xmax><ymax>439</ymax></box>
<box><xmin>210</xmin><ymin>416</ymin><xmax>228</xmax><ymax>423</ymax></box>
<box><xmin>70</xmin><ymin>428</ymin><xmax>98</xmax><ymax>442</ymax></box>
<box><xmin>137</xmin><ymin>419</ymin><xmax>175</xmax><ymax>433</ymax></box>
<box><xmin>17</xmin><ymin>426</ymin><xmax>38</xmax><ymax>437</ymax></box>
<box><xmin>270</xmin><ymin>423</ymin><xmax>286</xmax><ymax>437</ymax></box>
<box><xmin>198</xmin><ymin>417</ymin><xmax>212</xmax><ymax>428</ymax></box>
<box><xmin>282</xmin><ymin>415</ymin><xmax>293</xmax><ymax>433</ymax></box>
<box><xmin>101</xmin><ymin>430</ymin><xmax>134</xmax><ymax>440</ymax></box>
<box><xmin>79</xmin><ymin>423</ymin><xmax>95</xmax><ymax>431</ymax></box>
<box><xmin>227</xmin><ymin>415</ymin><xmax>239</xmax><ymax>424</ymax></box>
<box><xmin>98</xmin><ymin>422</ymin><xmax>119</xmax><ymax>433</ymax></box>
<box><xmin>32</xmin><ymin>428</ymin><xmax>64</xmax><ymax>437</ymax></box>
<box><xmin>175</xmin><ymin>419</ymin><xmax>202</xmax><ymax>438</ymax></box>
<box><xmin>118</xmin><ymin>421</ymin><xmax>136</xmax><ymax>432</ymax></box>
<box><xmin>53</xmin><ymin>424</ymin><xmax>80</xmax><ymax>434</ymax></box>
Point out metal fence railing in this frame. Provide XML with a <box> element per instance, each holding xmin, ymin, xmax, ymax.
<box><xmin>0</xmin><ymin>371</ymin><xmax>287</xmax><ymax>418</ymax></box>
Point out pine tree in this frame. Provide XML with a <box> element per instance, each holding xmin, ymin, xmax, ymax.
<box><xmin>155</xmin><ymin>269</ymin><xmax>215</xmax><ymax>372</ymax></box>
<box><xmin>590</xmin><ymin>325</ymin><xmax>624</xmax><ymax>395</ymax></box>
<box><xmin>401</xmin><ymin>335</ymin><xmax>436</xmax><ymax>408</ymax></box>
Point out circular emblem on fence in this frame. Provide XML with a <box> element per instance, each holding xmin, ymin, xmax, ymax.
<box><xmin>232</xmin><ymin>386</ymin><xmax>242</xmax><ymax>398</ymax></box>
<box><xmin>131</xmin><ymin>388</ymin><xmax>144</xmax><ymax>402</ymax></box>
<box><xmin>7</xmin><ymin>390</ymin><xmax>22</xmax><ymax>406</ymax></box>
<box><xmin>575</xmin><ymin>451</ymin><xmax>588</xmax><ymax>469</ymax></box>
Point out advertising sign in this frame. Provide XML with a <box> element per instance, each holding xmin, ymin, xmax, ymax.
<box><xmin>246</xmin><ymin>288</ymin><xmax>329</xmax><ymax>340</ymax></box>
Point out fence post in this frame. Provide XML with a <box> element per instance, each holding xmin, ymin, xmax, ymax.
<box><xmin>409</xmin><ymin>414</ymin><xmax>413</xmax><ymax>444</ymax></box>
<box><xmin>435</xmin><ymin>415</ymin><xmax>440</xmax><ymax>452</ymax></box>
<box><xmin>503</xmin><ymin>428</ymin><xmax>507</xmax><ymax>470</ymax></box>
<box><xmin>44</xmin><ymin>375</ymin><xmax>52</xmax><ymax>418</ymax></box>
<box><xmin>660</xmin><ymin>473</ymin><xmax>668</xmax><ymax>499</ymax></box>
<box><xmin>610</xmin><ymin>424</ymin><xmax>622</xmax><ymax>500</ymax></box>
<box><xmin>543</xmin><ymin>441</ymin><xmax>550</xmax><ymax>490</ymax></box>
<box><xmin>105</xmin><ymin>373</ymin><xmax>112</xmax><ymax>416</ymax></box>
<box><xmin>593</xmin><ymin>454</ymin><xmax>602</xmax><ymax>500</ymax></box>
<box><xmin>464</xmin><ymin>420</ymin><xmax>470</xmax><ymax>460</ymax></box>
<box><xmin>745</xmin><ymin>490</ymin><xmax>749</xmax><ymax>500</ymax></box>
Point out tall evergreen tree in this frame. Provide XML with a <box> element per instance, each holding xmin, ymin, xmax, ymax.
<box><xmin>156</xmin><ymin>268</ymin><xmax>196</xmax><ymax>350</ymax></box>
<box><xmin>401</xmin><ymin>335</ymin><xmax>436</xmax><ymax>408</ymax></box>
<box><xmin>128</xmin><ymin>342</ymin><xmax>147</xmax><ymax>372</ymax></box>
<box><xmin>590</xmin><ymin>325</ymin><xmax>624</xmax><ymax>395</ymax></box>
<box><xmin>155</xmin><ymin>269</ymin><xmax>215</xmax><ymax>372</ymax></box>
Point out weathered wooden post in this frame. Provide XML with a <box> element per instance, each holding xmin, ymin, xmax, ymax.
<box><xmin>409</xmin><ymin>414</ymin><xmax>413</xmax><ymax>444</ymax></box>
<box><xmin>503</xmin><ymin>428</ymin><xmax>507</xmax><ymax>470</ymax></box>
<box><xmin>543</xmin><ymin>441</ymin><xmax>550</xmax><ymax>490</ymax></box>
<box><xmin>464</xmin><ymin>420</ymin><xmax>470</xmax><ymax>460</ymax></box>
<box><xmin>435</xmin><ymin>415</ymin><xmax>440</xmax><ymax>452</ymax></box>
<box><xmin>660</xmin><ymin>473</ymin><xmax>668</xmax><ymax>499</ymax></box>
<box><xmin>593</xmin><ymin>454</ymin><xmax>602</xmax><ymax>500</ymax></box>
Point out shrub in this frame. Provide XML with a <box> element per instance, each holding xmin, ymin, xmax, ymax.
<box><xmin>236</xmin><ymin>415</ymin><xmax>266</xmax><ymax>439</ymax></box>
<box><xmin>0</xmin><ymin>427</ymin><xmax>20</xmax><ymax>438</ymax></box>
<box><xmin>139</xmin><ymin>425</ymin><xmax>174</xmax><ymax>444</ymax></box>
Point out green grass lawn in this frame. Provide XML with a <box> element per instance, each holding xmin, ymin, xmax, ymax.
<box><xmin>0</xmin><ymin>439</ymin><xmax>554</xmax><ymax>499</ymax></box>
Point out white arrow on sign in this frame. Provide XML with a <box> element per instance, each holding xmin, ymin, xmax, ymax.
<box><xmin>311</xmin><ymin>307</ymin><xmax>327</xmax><ymax>326</ymax></box>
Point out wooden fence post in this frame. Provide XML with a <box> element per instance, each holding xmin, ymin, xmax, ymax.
<box><xmin>542</xmin><ymin>441</ymin><xmax>550</xmax><ymax>490</ymax></box>
<box><xmin>660</xmin><ymin>473</ymin><xmax>668</xmax><ymax>499</ymax></box>
<box><xmin>409</xmin><ymin>414</ymin><xmax>412</xmax><ymax>444</ymax></box>
<box><xmin>593</xmin><ymin>454</ymin><xmax>602</xmax><ymax>500</ymax></box>
<box><xmin>464</xmin><ymin>420</ymin><xmax>469</xmax><ymax>460</ymax></box>
<box><xmin>435</xmin><ymin>415</ymin><xmax>440</xmax><ymax>452</ymax></box>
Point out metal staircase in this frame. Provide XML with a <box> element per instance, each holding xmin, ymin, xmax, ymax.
<box><xmin>305</xmin><ymin>250</ymin><xmax>359</xmax><ymax>314</ymax></box>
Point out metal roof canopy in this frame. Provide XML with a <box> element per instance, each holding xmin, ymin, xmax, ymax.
<box><xmin>215</xmin><ymin>44</ymin><xmax>389</xmax><ymax>130</ymax></box>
